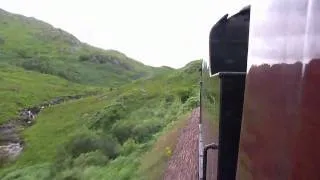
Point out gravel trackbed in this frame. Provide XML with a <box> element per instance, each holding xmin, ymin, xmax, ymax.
<box><xmin>163</xmin><ymin>108</ymin><xmax>200</xmax><ymax>180</ymax></box>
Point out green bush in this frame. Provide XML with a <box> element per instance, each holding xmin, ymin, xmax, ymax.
<box><xmin>52</xmin><ymin>149</ymin><xmax>76</xmax><ymax>174</ymax></box>
<box><xmin>175</xmin><ymin>88</ymin><xmax>193</xmax><ymax>103</ymax></box>
<box><xmin>111</xmin><ymin>121</ymin><xmax>135</xmax><ymax>144</ymax></box>
<box><xmin>90</xmin><ymin>103</ymin><xmax>126</xmax><ymax>131</ymax></box>
<box><xmin>1</xmin><ymin>163</ymin><xmax>51</xmax><ymax>180</ymax></box>
<box><xmin>51</xmin><ymin>134</ymin><xmax>119</xmax><ymax>178</ymax></box>
<box><xmin>98</xmin><ymin>134</ymin><xmax>121</xmax><ymax>159</ymax></box>
<box><xmin>120</xmin><ymin>139</ymin><xmax>139</xmax><ymax>156</ymax></box>
<box><xmin>132</xmin><ymin>121</ymin><xmax>162</xmax><ymax>143</ymax></box>
<box><xmin>21</xmin><ymin>58</ymin><xmax>51</xmax><ymax>74</ymax></box>
<box><xmin>78</xmin><ymin>55</ymin><xmax>90</xmax><ymax>61</ymax></box>
<box><xmin>182</xmin><ymin>96</ymin><xmax>199</xmax><ymax>111</ymax></box>
<box><xmin>56</xmin><ymin>132</ymin><xmax>120</xmax><ymax>160</ymax></box>
<box><xmin>164</xmin><ymin>94</ymin><xmax>175</xmax><ymax>104</ymax></box>
<box><xmin>64</xmin><ymin>133</ymin><xmax>101</xmax><ymax>158</ymax></box>
<box><xmin>56</xmin><ymin>167</ymin><xmax>82</xmax><ymax>180</ymax></box>
<box><xmin>73</xmin><ymin>150</ymin><xmax>109</xmax><ymax>167</ymax></box>
<box><xmin>17</xmin><ymin>49</ymin><xmax>32</xmax><ymax>58</ymax></box>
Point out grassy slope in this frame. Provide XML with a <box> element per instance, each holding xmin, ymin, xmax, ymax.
<box><xmin>0</xmin><ymin>8</ymin><xmax>173</xmax><ymax>87</ymax></box>
<box><xmin>0</xmin><ymin>7</ymin><xmax>203</xmax><ymax>180</ymax></box>
<box><xmin>16</xmin><ymin>96</ymin><xmax>107</xmax><ymax>165</ymax></box>
<box><xmin>0</xmin><ymin>63</ymin><xmax>99</xmax><ymax>124</ymax></box>
<box><xmin>0</xmin><ymin>60</ymin><xmax>202</xmax><ymax>179</ymax></box>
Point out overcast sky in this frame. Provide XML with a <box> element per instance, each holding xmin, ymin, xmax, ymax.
<box><xmin>1</xmin><ymin>0</ymin><xmax>249</xmax><ymax>68</ymax></box>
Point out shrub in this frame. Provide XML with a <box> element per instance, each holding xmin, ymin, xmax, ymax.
<box><xmin>0</xmin><ymin>154</ymin><xmax>8</xmax><ymax>167</ymax></box>
<box><xmin>164</xmin><ymin>94</ymin><xmax>175</xmax><ymax>104</ymax></box>
<box><xmin>111</xmin><ymin>121</ymin><xmax>135</xmax><ymax>144</ymax></box>
<box><xmin>120</xmin><ymin>138</ymin><xmax>139</xmax><ymax>156</ymax></box>
<box><xmin>17</xmin><ymin>50</ymin><xmax>32</xmax><ymax>58</ymax></box>
<box><xmin>90</xmin><ymin>103</ymin><xmax>126</xmax><ymax>131</ymax></box>
<box><xmin>57</xmin><ymin>132</ymin><xmax>120</xmax><ymax>159</ymax></box>
<box><xmin>64</xmin><ymin>133</ymin><xmax>101</xmax><ymax>158</ymax></box>
<box><xmin>50</xmin><ymin>154</ymin><xmax>73</xmax><ymax>176</ymax></box>
<box><xmin>78</xmin><ymin>55</ymin><xmax>90</xmax><ymax>61</ymax></box>
<box><xmin>132</xmin><ymin>124</ymin><xmax>150</xmax><ymax>143</ymax></box>
<box><xmin>21</xmin><ymin>58</ymin><xmax>51</xmax><ymax>74</ymax></box>
<box><xmin>57</xmin><ymin>168</ymin><xmax>82</xmax><ymax>180</ymax></box>
<box><xmin>73</xmin><ymin>150</ymin><xmax>109</xmax><ymax>167</ymax></box>
<box><xmin>98</xmin><ymin>134</ymin><xmax>120</xmax><ymax>159</ymax></box>
<box><xmin>132</xmin><ymin>121</ymin><xmax>163</xmax><ymax>143</ymax></box>
<box><xmin>182</xmin><ymin>96</ymin><xmax>199</xmax><ymax>111</ymax></box>
<box><xmin>51</xmin><ymin>133</ymin><xmax>119</xmax><ymax>177</ymax></box>
<box><xmin>175</xmin><ymin>88</ymin><xmax>192</xmax><ymax>103</ymax></box>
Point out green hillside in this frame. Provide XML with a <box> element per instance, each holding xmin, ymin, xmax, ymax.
<box><xmin>0</xmin><ymin>8</ymin><xmax>173</xmax><ymax>86</ymax></box>
<box><xmin>0</xmin><ymin>7</ymin><xmax>202</xmax><ymax>180</ymax></box>
<box><xmin>0</xmin><ymin>63</ymin><xmax>100</xmax><ymax>124</ymax></box>
<box><xmin>0</xmin><ymin>60</ymin><xmax>201</xmax><ymax>180</ymax></box>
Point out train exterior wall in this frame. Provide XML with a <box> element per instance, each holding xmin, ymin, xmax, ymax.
<box><xmin>201</xmin><ymin>60</ymin><xmax>219</xmax><ymax>180</ymax></box>
<box><xmin>236</xmin><ymin>0</ymin><xmax>320</xmax><ymax>179</ymax></box>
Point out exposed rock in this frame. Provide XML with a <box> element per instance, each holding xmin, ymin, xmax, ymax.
<box><xmin>91</xmin><ymin>54</ymin><xmax>111</xmax><ymax>64</ymax></box>
<box><xmin>0</xmin><ymin>93</ymin><xmax>96</xmax><ymax>161</ymax></box>
<box><xmin>112</xmin><ymin>59</ymin><xmax>120</xmax><ymax>65</ymax></box>
<box><xmin>78</xmin><ymin>54</ymin><xmax>133</xmax><ymax>70</ymax></box>
<box><xmin>0</xmin><ymin>143</ymin><xmax>23</xmax><ymax>160</ymax></box>
<box><xmin>30</xmin><ymin>24</ymin><xmax>81</xmax><ymax>50</ymax></box>
<box><xmin>69</xmin><ymin>46</ymin><xmax>81</xmax><ymax>53</ymax></box>
<box><xmin>0</xmin><ymin>123</ymin><xmax>19</xmax><ymax>143</ymax></box>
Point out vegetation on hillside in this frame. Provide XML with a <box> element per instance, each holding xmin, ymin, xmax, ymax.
<box><xmin>0</xmin><ymin>63</ymin><xmax>99</xmax><ymax>124</ymax></box>
<box><xmin>0</xmin><ymin>8</ymin><xmax>173</xmax><ymax>86</ymax></box>
<box><xmin>0</xmin><ymin>60</ymin><xmax>201</xmax><ymax>179</ymax></box>
<box><xmin>0</xmin><ymin>7</ymin><xmax>204</xmax><ymax>180</ymax></box>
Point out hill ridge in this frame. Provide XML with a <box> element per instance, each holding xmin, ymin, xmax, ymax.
<box><xmin>0</xmin><ymin>8</ymin><xmax>174</xmax><ymax>86</ymax></box>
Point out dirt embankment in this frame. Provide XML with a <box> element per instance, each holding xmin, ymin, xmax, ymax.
<box><xmin>163</xmin><ymin>107</ymin><xmax>200</xmax><ymax>180</ymax></box>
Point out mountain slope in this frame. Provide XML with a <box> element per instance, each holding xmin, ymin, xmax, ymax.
<box><xmin>0</xmin><ymin>60</ymin><xmax>202</xmax><ymax>180</ymax></box>
<box><xmin>0</xmin><ymin>63</ymin><xmax>99</xmax><ymax>124</ymax></box>
<box><xmin>0</xmin><ymin>7</ymin><xmax>203</xmax><ymax>180</ymax></box>
<box><xmin>0</xmin><ymin>8</ymin><xmax>173</xmax><ymax>86</ymax></box>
